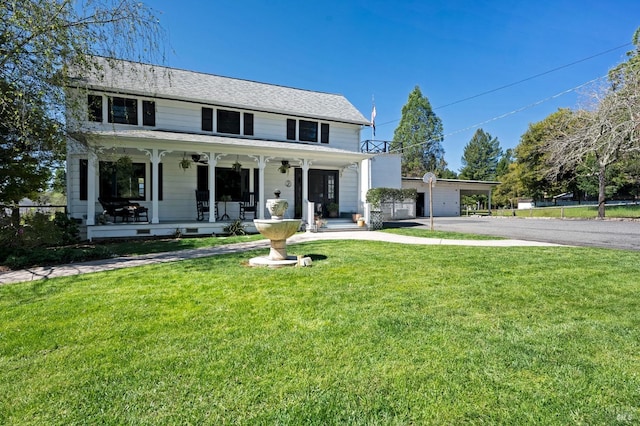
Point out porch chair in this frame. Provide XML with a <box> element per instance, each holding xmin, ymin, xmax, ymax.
<box><xmin>195</xmin><ymin>190</ymin><xmax>218</xmax><ymax>221</ymax></box>
<box><xmin>239</xmin><ymin>192</ymin><xmax>258</xmax><ymax>220</ymax></box>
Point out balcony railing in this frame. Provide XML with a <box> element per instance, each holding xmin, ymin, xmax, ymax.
<box><xmin>360</xmin><ymin>139</ymin><xmax>397</xmax><ymax>153</ymax></box>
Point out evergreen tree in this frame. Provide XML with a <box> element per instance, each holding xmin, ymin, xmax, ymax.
<box><xmin>496</xmin><ymin>148</ymin><xmax>514</xmax><ymax>178</ymax></box>
<box><xmin>391</xmin><ymin>86</ymin><xmax>445</xmax><ymax>177</ymax></box>
<box><xmin>459</xmin><ymin>129</ymin><xmax>502</xmax><ymax>180</ymax></box>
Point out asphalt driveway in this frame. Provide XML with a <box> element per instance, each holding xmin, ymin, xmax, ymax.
<box><xmin>394</xmin><ymin>216</ymin><xmax>640</xmax><ymax>251</ymax></box>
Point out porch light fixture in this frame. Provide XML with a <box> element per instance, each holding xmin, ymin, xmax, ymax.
<box><xmin>232</xmin><ymin>155</ymin><xmax>242</xmax><ymax>173</ymax></box>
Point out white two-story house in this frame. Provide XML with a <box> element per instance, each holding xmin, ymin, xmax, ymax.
<box><xmin>66</xmin><ymin>57</ymin><xmax>375</xmax><ymax>240</ymax></box>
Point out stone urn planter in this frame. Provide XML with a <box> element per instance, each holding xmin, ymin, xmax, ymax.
<box><xmin>266</xmin><ymin>189</ymin><xmax>288</xmax><ymax>219</ymax></box>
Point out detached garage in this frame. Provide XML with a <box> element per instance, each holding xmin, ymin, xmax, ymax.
<box><xmin>402</xmin><ymin>177</ymin><xmax>500</xmax><ymax>217</ymax></box>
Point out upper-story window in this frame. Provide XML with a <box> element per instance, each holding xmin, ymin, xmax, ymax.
<box><xmin>217</xmin><ymin>109</ymin><xmax>240</xmax><ymax>134</ymax></box>
<box><xmin>202</xmin><ymin>107</ymin><xmax>254</xmax><ymax>135</ymax></box>
<box><xmin>321</xmin><ymin>123</ymin><xmax>329</xmax><ymax>144</ymax></box>
<box><xmin>108</xmin><ymin>96</ymin><xmax>137</xmax><ymax>125</ymax></box>
<box><xmin>202</xmin><ymin>107</ymin><xmax>213</xmax><ymax>131</ymax></box>
<box><xmin>88</xmin><ymin>95</ymin><xmax>103</xmax><ymax>122</ymax></box>
<box><xmin>243</xmin><ymin>112</ymin><xmax>254</xmax><ymax>135</ymax></box>
<box><xmin>286</xmin><ymin>119</ymin><xmax>296</xmax><ymax>140</ymax></box>
<box><xmin>142</xmin><ymin>100</ymin><xmax>155</xmax><ymax>127</ymax></box>
<box><xmin>286</xmin><ymin>119</ymin><xmax>329</xmax><ymax>144</ymax></box>
<box><xmin>299</xmin><ymin>120</ymin><xmax>318</xmax><ymax>142</ymax></box>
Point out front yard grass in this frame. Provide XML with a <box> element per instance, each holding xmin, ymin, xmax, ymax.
<box><xmin>1</xmin><ymin>241</ymin><xmax>639</xmax><ymax>424</ymax></box>
<box><xmin>494</xmin><ymin>203</ymin><xmax>640</xmax><ymax>219</ymax></box>
<box><xmin>382</xmin><ymin>227</ymin><xmax>504</xmax><ymax>240</ymax></box>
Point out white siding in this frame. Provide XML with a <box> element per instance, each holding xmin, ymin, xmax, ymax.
<box><xmin>156</xmin><ymin>100</ymin><xmax>200</xmax><ymax>132</ymax></box>
<box><xmin>339</xmin><ymin>167</ymin><xmax>359</xmax><ymax>214</ymax></box>
<box><xmin>370</xmin><ymin>154</ymin><xmax>402</xmax><ymax>189</ymax></box>
<box><xmin>75</xmin><ymin>91</ymin><xmax>361</xmax><ymax>150</ymax></box>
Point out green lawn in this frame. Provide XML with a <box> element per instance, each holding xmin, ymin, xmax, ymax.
<box><xmin>1</xmin><ymin>241</ymin><xmax>639</xmax><ymax>424</ymax></box>
<box><xmin>382</xmin><ymin>227</ymin><xmax>503</xmax><ymax>240</ymax></box>
<box><xmin>494</xmin><ymin>203</ymin><xmax>640</xmax><ymax>219</ymax></box>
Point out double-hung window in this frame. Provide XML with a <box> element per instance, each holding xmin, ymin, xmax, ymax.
<box><xmin>217</xmin><ymin>109</ymin><xmax>240</xmax><ymax>134</ymax></box>
<box><xmin>88</xmin><ymin>95</ymin><xmax>103</xmax><ymax>122</ymax></box>
<box><xmin>142</xmin><ymin>100</ymin><xmax>155</xmax><ymax>126</ymax></box>
<box><xmin>108</xmin><ymin>96</ymin><xmax>138</xmax><ymax>125</ymax></box>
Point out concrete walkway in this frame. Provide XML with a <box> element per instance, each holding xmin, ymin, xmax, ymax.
<box><xmin>0</xmin><ymin>231</ymin><xmax>563</xmax><ymax>285</ymax></box>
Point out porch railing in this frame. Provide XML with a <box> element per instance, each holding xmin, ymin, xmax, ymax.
<box><xmin>360</xmin><ymin>139</ymin><xmax>396</xmax><ymax>153</ymax></box>
<box><xmin>2</xmin><ymin>204</ymin><xmax>68</xmax><ymax>217</ymax></box>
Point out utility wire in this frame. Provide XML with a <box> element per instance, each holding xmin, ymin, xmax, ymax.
<box><xmin>376</xmin><ymin>42</ymin><xmax>631</xmax><ymax>128</ymax></box>
<box><xmin>388</xmin><ymin>74</ymin><xmax>608</xmax><ymax>154</ymax></box>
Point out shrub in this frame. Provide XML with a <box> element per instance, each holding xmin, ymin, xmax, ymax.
<box><xmin>366</xmin><ymin>188</ymin><xmax>417</xmax><ymax>209</ymax></box>
<box><xmin>0</xmin><ymin>211</ymin><xmax>80</xmax><ymax>265</ymax></box>
<box><xmin>223</xmin><ymin>219</ymin><xmax>246</xmax><ymax>236</ymax></box>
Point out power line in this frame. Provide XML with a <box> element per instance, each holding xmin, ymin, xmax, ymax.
<box><xmin>376</xmin><ymin>42</ymin><xmax>631</xmax><ymax>128</ymax></box>
<box><xmin>434</xmin><ymin>42</ymin><xmax>630</xmax><ymax>110</ymax></box>
<box><xmin>388</xmin><ymin>74</ymin><xmax>607</xmax><ymax>154</ymax></box>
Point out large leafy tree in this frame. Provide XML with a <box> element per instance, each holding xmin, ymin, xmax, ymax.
<box><xmin>545</xmin><ymin>27</ymin><xmax>640</xmax><ymax>219</ymax></box>
<box><xmin>459</xmin><ymin>128</ymin><xmax>502</xmax><ymax>181</ymax></box>
<box><xmin>391</xmin><ymin>86</ymin><xmax>445</xmax><ymax>177</ymax></box>
<box><xmin>0</xmin><ymin>0</ymin><xmax>164</xmax><ymax>207</ymax></box>
<box><xmin>515</xmin><ymin>109</ymin><xmax>574</xmax><ymax>201</ymax></box>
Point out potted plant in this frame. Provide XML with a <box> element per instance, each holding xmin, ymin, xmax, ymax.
<box><xmin>232</xmin><ymin>155</ymin><xmax>242</xmax><ymax>173</ymax></box>
<box><xmin>327</xmin><ymin>202</ymin><xmax>339</xmax><ymax>218</ymax></box>
<box><xmin>179</xmin><ymin>153</ymin><xmax>191</xmax><ymax>171</ymax></box>
<box><xmin>278</xmin><ymin>160</ymin><xmax>290</xmax><ymax>174</ymax></box>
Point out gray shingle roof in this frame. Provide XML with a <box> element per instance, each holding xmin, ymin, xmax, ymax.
<box><xmin>78</xmin><ymin>57</ymin><xmax>370</xmax><ymax>126</ymax></box>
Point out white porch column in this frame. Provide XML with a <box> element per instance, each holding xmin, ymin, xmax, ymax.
<box><xmin>353</xmin><ymin>162</ymin><xmax>361</xmax><ymax>214</ymax></box>
<box><xmin>208</xmin><ymin>153</ymin><xmax>217</xmax><ymax>222</ymax></box>
<box><xmin>257</xmin><ymin>155</ymin><xmax>266</xmax><ymax>219</ymax></box>
<box><xmin>86</xmin><ymin>150</ymin><xmax>97</xmax><ymax>225</ymax></box>
<box><xmin>150</xmin><ymin>149</ymin><xmax>160</xmax><ymax>224</ymax></box>
<box><xmin>301</xmin><ymin>159</ymin><xmax>310</xmax><ymax>225</ymax></box>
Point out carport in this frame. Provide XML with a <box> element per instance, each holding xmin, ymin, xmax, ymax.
<box><xmin>402</xmin><ymin>177</ymin><xmax>500</xmax><ymax>217</ymax></box>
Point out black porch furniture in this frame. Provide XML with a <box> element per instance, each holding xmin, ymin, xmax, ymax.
<box><xmin>239</xmin><ymin>192</ymin><xmax>258</xmax><ymax>220</ymax></box>
<box><xmin>98</xmin><ymin>198</ymin><xmax>149</xmax><ymax>222</ymax></box>
<box><xmin>195</xmin><ymin>190</ymin><xmax>218</xmax><ymax>221</ymax></box>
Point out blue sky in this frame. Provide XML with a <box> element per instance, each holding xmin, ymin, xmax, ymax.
<box><xmin>151</xmin><ymin>0</ymin><xmax>640</xmax><ymax>173</ymax></box>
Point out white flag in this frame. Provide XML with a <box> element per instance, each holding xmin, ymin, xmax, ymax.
<box><xmin>371</xmin><ymin>106</ymin><xmax>376</xmax><ymax>136</ymax></box>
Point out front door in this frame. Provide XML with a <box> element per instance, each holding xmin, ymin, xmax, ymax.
<box><xmin>308</xmin><ymin>169</ymin><xmax>339</xmax><ymax>217</ymax></box>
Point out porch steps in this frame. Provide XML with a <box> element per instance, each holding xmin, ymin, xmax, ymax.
<box><xmin>316</xmin><ymin>218</ymin><xmax>368</xmax><ymax>232</ymax></box>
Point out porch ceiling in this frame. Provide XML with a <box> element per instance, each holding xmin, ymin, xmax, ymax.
<box><xmin>89</xmin><ymin>129</ymin><xmax>373</xmax><ymax>167</ymax></box>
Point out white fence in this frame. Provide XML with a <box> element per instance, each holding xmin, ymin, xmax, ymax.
<box><xmin>380</xmin><ymin>199</ymin><xmax>416</xmax><ymax>220</ymax></box>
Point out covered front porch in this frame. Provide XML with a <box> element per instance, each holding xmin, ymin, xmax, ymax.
<box><xmin>70</xmin><ymin>130</ymin><xmax>373</xmax><ymax>239</ymax></box>
<box><xmin>86</xmin><ymin>219</ymin><xmax>259</xmax><ymax>240</ymax></box>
